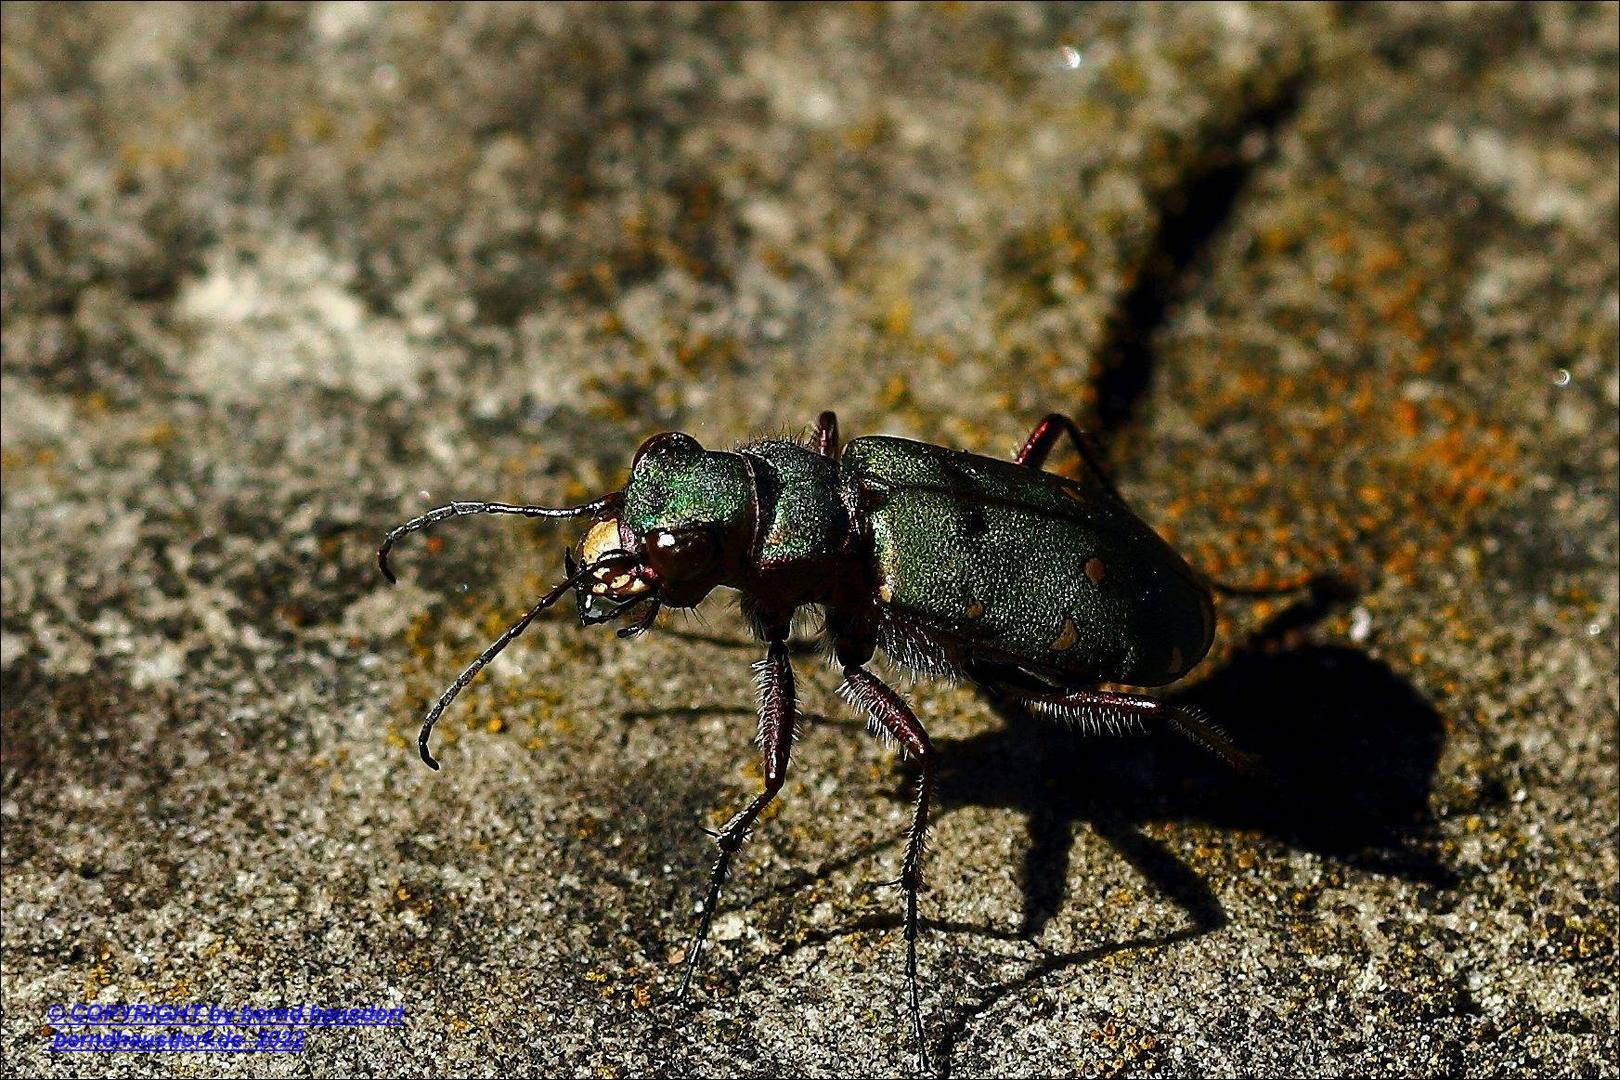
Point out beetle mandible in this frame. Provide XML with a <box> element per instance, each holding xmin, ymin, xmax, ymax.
<box><xmin>379</xmin><ymin>411</ymin><xmax>1292</xmax><ymax>1073</ymax></box>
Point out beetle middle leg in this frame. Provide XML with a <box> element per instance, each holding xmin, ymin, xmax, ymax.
<box><xmin>1013</xmin><ymin>412</ymin><xmax>1120</xmax><ymax>496</ymax></box>
<box><xmin>678</xmin><ymin>636</ymin><xmax>798</xmax><ymax>999</ymax></box>
<box><xmin>839</xmin><ymin>659</ymin><xmax>935</xmax><ymax>1075</ymax></box>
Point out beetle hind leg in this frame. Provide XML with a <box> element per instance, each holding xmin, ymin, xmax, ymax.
<box><xmin>678</xmin><ymin>637</ymin><xmax>798</xmax><ymax>1001</ymax></box>
<box><xmin>1025</xmin><ymin>687</ymin><xmax>1266</xmax><ymax>777</ymax></box>
<box><xmin>1014</xmin><ymin>413</ymin><xmax>1120</xmax><ymax>497</ymax></box>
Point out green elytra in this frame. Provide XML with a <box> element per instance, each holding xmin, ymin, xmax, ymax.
<box><xmin>618</xmin><ymin>427</ymin><xmax>1214</xmax><ymax>689</ymax></box>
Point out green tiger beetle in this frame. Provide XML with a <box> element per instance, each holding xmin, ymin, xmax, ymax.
<box><xmin>379</xmin><ymin>411</ymin><xmax>1308</xmax><ymax>1073</ymax></box>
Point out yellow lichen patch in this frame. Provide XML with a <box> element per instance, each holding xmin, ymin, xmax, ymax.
<box><xmin>885</xmin><ymin>297</ymin><xmax>913</xmax><ymax>336</ymax></box>
<box><xmin>144</xmin><ymin>421</ymin><xmax>178</xmax><ymax>445</ymax></box>
<box><xmin>0</xmin><ymin>444</ymin><xmax>58</xmax><ymax>470</ymax></box>
<box><xmin>1158</xmin><ymin>256</ymin><xmax>1528</xmax><ymax>695</ymax></box>
<box><xmin>880</xmin><ymin>373</ymin><xmax>910</xmax><ymax>410</ymax></box>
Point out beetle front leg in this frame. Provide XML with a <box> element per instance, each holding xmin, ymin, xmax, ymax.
<box><xmin>678</xmin><ymin>636</ymin><xmax>797</xmax><ymax>999</ymax></box>
<box><xmin>840</xmin><ymin>663</ymin><xmax>935</xmax><ymax>1075</ymax></box>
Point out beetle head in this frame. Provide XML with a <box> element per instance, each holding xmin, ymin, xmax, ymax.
<box><xmin>569</xmin><ymin>431</ymin><xmax>755</xmax><ymax>622</ymax></box>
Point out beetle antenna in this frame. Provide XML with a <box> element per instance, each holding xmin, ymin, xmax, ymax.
<box><xmin>416</xmin><ymin>550</ymin><xmax>637</xmax><ymax>770</ymax></box>
<box><xmin>379</xmin><ymin>493</ymin><xmax>622</xmax><ymax>584</ymax></box>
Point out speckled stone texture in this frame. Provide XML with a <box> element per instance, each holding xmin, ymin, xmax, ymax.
<box><xmin>2</xmin><ymin>3</ymin><xmax>1615</xmax><ymax>1077</ymax></box>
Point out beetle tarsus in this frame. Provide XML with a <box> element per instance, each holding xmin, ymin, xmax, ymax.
<box><xmin>678</xmin><ymin>637</ymin><xmax>797</xmax><ymax>1000</ymax></box>
<box><xmin>1164</xmin><ymin>703</ymin><xmax>1273</xmax><ymax>781</ymax></box>
<box><xmin>615</xmin><ymin>599</ymin><xmax>661</xmax><ymax>639</ymax></box>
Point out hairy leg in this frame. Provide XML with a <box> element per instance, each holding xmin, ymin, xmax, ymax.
<box><xmin>679</xmin><ymin>637</ymin><xmax>798</xmax><ymax>997</ymax></box>
<box><xmin>840</xmin><ymin>662</ymin><xmax>936</xmax><ymax>1074</ymax></box>
<box><xmin>1021</xmin><ymin>686</ymin><xmax>1266</xmax><ymax>777</ymax></box>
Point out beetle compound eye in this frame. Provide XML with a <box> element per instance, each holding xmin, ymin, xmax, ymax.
<box><xmin>632</xmin><ymin>431</ymin><xmax>701</xmax><ymax>468</ymax></box>
<box><xmin>644</xmin><ymin>528</ymin><xmax>717</xmax><ymax>580</ymax></box>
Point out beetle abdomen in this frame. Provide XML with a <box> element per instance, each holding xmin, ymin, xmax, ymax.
<box><xmin>841</xmin><ymin>436</ymin><xmax>1214</xmax><ymax>688</ymax></box>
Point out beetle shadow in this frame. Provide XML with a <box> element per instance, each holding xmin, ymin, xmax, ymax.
<box><xmin>620</xmin><ymin>588</ymin><xmax>1462</xmax><ymax>1073</ymax></box>
<box><xmin>919</xmin><ymin>588</ymin><xmax>1460</xmax><ymax>1069</ymax></box>
<box><xmin>940</xmin><ymin>641</ymin><xmax>1455</xmax><ymax>937</ymax></box>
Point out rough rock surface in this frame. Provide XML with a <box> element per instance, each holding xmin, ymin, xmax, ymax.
<box><xmin>3</xmin><ymin>4</ymin><xmax>1615</xmax><ymax>1076</ymax></box>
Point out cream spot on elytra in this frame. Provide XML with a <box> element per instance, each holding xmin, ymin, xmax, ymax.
<box><xmin>1050</xmin><ymin>616</ymin><xmax>1079</xmax><ymax>652</ymax></box>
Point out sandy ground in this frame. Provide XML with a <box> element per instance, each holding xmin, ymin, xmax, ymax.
<box><xmin>3</xmin><ymin>4</ymin><xmax>1616</xmax><ymax>1076</ymax></box>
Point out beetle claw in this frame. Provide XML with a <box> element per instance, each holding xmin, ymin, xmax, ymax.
<box><xmin>864</xmin><ymin>875</ymin><xmax>905</xmax><ymax>893</ymax></box>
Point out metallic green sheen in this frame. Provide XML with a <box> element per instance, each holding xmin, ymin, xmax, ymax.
<box><xmin>839</xmin><ymin>436</ymin><xmax>1214</xmax><ymax>688</ymax></box>
<box><xmin>744</xmin><ymin>441</ymin><xmax>848</xmax><ymax>567</ymax></box>
<box><xmin>622</xmin><ymin>443</ymin><xmax>754</xmax><ymax>539</ymax></box>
